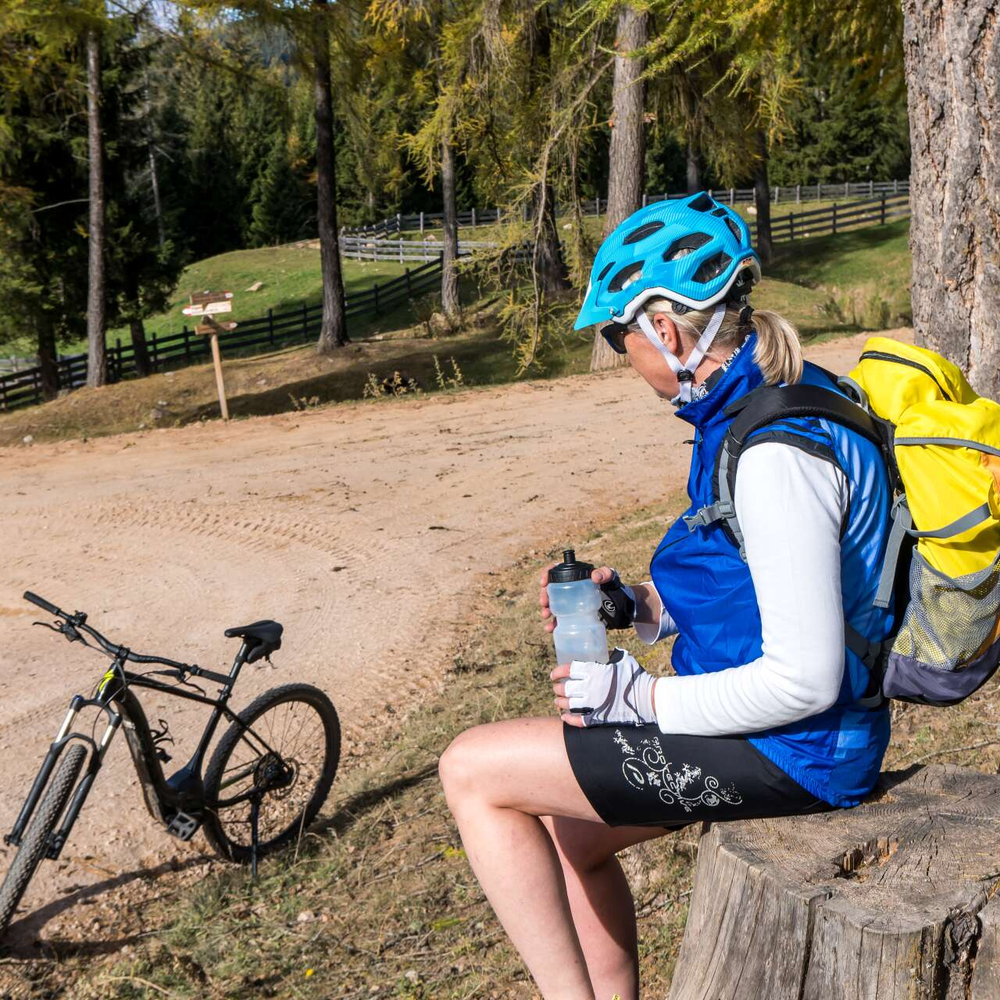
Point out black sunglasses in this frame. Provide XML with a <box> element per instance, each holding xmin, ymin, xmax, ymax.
<box><xmin>601</xmin><ymin>324</ymin><xmax>630</xmax><ymax>355</ymax></box>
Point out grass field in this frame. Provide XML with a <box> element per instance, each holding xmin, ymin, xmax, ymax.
<box><xmin>50</xmin><ymin>498</ymin><xmax>1000</xmax><ymax>999</ymax></box>
<box><xmin>1</xmin><ymin>248</ymin><xmax>413</xmax><ymax>358</ymax></box>
<box><xmin>0</xmin><ymin>219</ymin><xmax>912</xmax><ymax>446</ymax></box>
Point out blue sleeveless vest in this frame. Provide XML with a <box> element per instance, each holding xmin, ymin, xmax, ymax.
<box><xmin>650</xmin><ymin>336</ymin><xmax>895</xmax><ymax>807</ymax></box>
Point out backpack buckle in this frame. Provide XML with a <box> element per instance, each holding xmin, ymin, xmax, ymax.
<box><xmin>683</xmin><ymin>501</ymin><xmax>734</xmax><ymax>531</ymax></box>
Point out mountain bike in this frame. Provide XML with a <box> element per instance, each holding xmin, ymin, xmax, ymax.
<box><xmin>0</xmin><ymin>591</ymin><xmax>341</xmax><ymax>937</ymax></box>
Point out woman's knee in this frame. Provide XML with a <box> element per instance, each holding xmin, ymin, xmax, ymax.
<box><xmin>438</xmin><ymin>725</ymin><xmax>491</xmax><ymax>805</ymax></box>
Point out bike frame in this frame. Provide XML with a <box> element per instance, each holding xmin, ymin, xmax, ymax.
<box><xmin>5</xmin><ymin>638</ymin><xmax>283</xmax><ymax>859</ymax></box>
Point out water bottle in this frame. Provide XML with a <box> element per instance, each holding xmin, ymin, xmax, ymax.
<box><xmin>547</xmin><ymin>549</ymin><xmax>609</xmax><ymax>665</ymax></box>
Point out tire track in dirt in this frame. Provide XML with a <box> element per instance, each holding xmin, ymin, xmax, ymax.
<box><xmin>0</xmin><ymin>330</ymin><xmax>910</xmax><ymax>936</ymax></box>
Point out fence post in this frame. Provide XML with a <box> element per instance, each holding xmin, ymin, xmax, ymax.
<box><xmin>880</xmin><ymin>192</ymin><xmax>886</xmax><ymax>225</ymax></box>
<box><xmin>844</xmin><ymin>181</ymin><xmax>849</xmax><ymax>198</ymax></box>
<box><xmin>595</xmin><ymin>196</ymin><xmax>601</xmax><ymax>217</ymax></box>
<box><xmin>894</xmin><ymin>178</ymin><xmax>899</xmax><ymax>194</ymax></box>
<box><xmin>268</xmin><ymin>308</ymin><xmax>274</xmax><ymax>345</ymax></box>
<box><xmin>817</xmin><ymin>182</ymin><xmax>821</xmax><ymax>201</ymax></box>
<box><xmin>708</xmin><ymin>188</ymin><xmax>713</xmax><ymax>199</ymax></box>
<box><xmin>420</xmin><ymin>211</ymin><xmax>425</xmax><ymax>234</ymax></box>
<box><xmin>870</xmin><ymin>179</ymin><xmax>874</xmax><ymax>196</ymax></box>
<box><xmin>396</xmin><ymin>212</ymin><xmax>401</xmax><ymax>233</ymax></box>
<box><xmin>832</xmin><ymin>202</ymin><xmax>838</xmax><ymax>234</ymax></box>
<box><xmin>642</xmin><ymin>193</ymin><xmax>647</xmax><ymax>207</ymax></box>
<box><xmin>730</xmin><ymin>188</ymin><xmax>735</xmax><ymax>205</ymax></box>
<box><xmin>471</xmin><ymin>207</ymin><xmax>476</xmax><ymax>229</ymax></box>
<box><xmin>775</xmin><ymin>186</ymin><xmax>779</xmax><ymax>203</ymax></box>
<box><xmin>399</xmin><ymin>240</ymin><xmax>404</xmax><ymax>264</ymax></box>
<box><xmin>796</xmin><ymin>184</ymin><xmax>801</xmax><ymax>204</ymax></box>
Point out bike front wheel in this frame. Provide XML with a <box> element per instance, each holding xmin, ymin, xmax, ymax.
<box><xmin>202</xmin><ymin>683</ymin><xmax>340</xmax><ymax>864</ymax></box>
<box><xmin>0</xmin><ymin>743</ymin><xmax>87</xmax><ymax>938</ymax></box>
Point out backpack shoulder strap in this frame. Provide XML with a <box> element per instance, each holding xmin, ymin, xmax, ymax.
<box><xmin>682</xmin><ymin>382</ymin><xmax>885</xmax><ymax>556</ymax></box>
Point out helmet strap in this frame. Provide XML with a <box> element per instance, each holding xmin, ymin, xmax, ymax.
<box><xmin>635</xmin><ymin>301</ymin><xmax>727</xmax><ymax>407</ymax></box>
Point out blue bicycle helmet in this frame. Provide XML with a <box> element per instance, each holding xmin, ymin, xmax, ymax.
<box><xmin>574</xmin><ymin>191</ymin><xmax>762</xmax><ymax>405</ymax></box>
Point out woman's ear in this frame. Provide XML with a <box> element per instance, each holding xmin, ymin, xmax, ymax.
<box><xmin>651</xmin><ymin>311</ymin><xmax>683</xmax><ymax>356</ymax></box>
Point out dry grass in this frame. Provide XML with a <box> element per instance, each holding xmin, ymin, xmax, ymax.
<box><xmin>6</xmin><ymin>496</ymin><xmax>1000</xmax><ymax>999</ymax></box>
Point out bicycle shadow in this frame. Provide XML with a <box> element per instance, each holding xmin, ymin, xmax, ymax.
<box><xmin>0</xmin><ymin>854</ymin><xmax>211</xmax><ymax>959</ymax></box>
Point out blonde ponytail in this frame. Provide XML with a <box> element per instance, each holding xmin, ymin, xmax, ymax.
<box><xmin>633</xmin><ymin>297</ymin><xmax>804</xmax><ymax>385</ymax></box>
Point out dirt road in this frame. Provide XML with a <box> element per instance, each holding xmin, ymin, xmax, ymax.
<box><xmin>0</xmin><ymin>330</ymin><xmax>908</xmax><ymax>937</ymax></box>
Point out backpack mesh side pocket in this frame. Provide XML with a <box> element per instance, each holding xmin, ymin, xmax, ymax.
<box><xmin>882</xmin><ymin>549</ymin><xmax>1000</xmax><ymax>705</ymax></box>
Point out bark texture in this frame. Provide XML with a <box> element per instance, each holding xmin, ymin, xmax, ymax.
<box><xmin>903</xmin><ymin>0</ymin><xmax>1000</xmax><ymax>398</ymax></box>
<box><xmin>36</xmin><ymin>318</ymin><xmax>58</xmax><ymax>400</ymax></box>
<box><xmin>314</xmin><ymin>0</ymin><xmax>348</xmax><ymax>354</ymax></box>
<box><xmin>533</xmin><ymin>183</ymin><xmax>569</xmax><ymax>295</ymax></box>
<box><xmin>752</xmin><ymin>129</ymin><xmax>772</xmax><ymax>265</ymax></box>
<box><xmin>686</xmin><ymin>135</ymin><xmax>701</xmax><ymax>194</ymax></box>
<box><xmin>669</xmin><ymin>765</ymin><xmax>1000</xmax><ymax>1000</ymax></box>
<box><xmin>130</xmin><ymin>318</ymin><xmax>151</xmax><ymax>378</ymax></box>
<box><xmin>440</xmin><ymin>136</ymin><xmax>460</xmax><ymax>321</ymax></box>
<box><xmin>85</xmin><ymin>26</ymin><xmax>107</xmax><ymax>389</ymax></box>
<box><xmin>603</xmin><ymin>5</ymin><xmax>648</xmax><ymax>237</ymax></box>
<box><xmin>591</xmin><ymin>5</ymin><xmax>646</xmax><ymax>372</ymax></box>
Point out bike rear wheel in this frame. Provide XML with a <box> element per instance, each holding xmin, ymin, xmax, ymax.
<box><xmin>202</xmin><ymin>683</ymin><xmax>340</xmax><ymax>864</ymax></box>
<box><xmin>0</xmin><ymin>743</ymin><xmax>87</xmax><ymax>937</ymax></box>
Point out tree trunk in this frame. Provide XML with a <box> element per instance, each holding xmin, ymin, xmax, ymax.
<box><xmin>669</xmin><ymin>765</ymin><xmax>1000</xmax><ymax>999</ymax></box>
<box><xmin>603</xmin><ymin>5</ymin><xmax>648</xmax><ymax>237</ymax></box>
<box><xmin>313</xmin><ymin>0</ymin><xmax>349</xmax><ymax>354</ymax></box>
<box><xmin>903</xmin><ymin>0</ymin><xmax>1000</xmax><ymax>398</ymax></box>
<box><xmin>85</xmin><ymin>25</ymin><xmax>106</xmax><ymax>388</ymax></box>
<box><xmin>591</xmin><ymin>5</ymin><xmax>646</xmax><ymax>372</ymax></box>
<box><xmin>143</xmin><ymin>65</ymin><xmax>164</xmax><ymax>249</ymax></box>
<box><xmin>130</xmin><ymin>318</ymin><xmax>151</xmax><ymax>378</ymax></box>
<box><xmin>532</xmin><ymin>183</ymin><xmax>569</xmax><ymax>295</ymax></box>
<box><xmin>36</xmin><ymin>318</ymin><xmax>58</xmax><ymax>400</ymax></box>
<box><xmin>752</xmin><ymin>129</ymin><xmax>773</xmax><ymax>265</ymax></box>
<box><xmin>686</xmin><ymin>135</ymin><xmax>701</xmax><ymax>194</ymax></box>
<box><xmin>441</xmin><ymin>136</ymin><xmax>460</xmax><ymax>323</ymax></box>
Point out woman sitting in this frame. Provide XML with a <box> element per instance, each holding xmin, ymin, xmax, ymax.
<box><xmin>439</xmin><ymin>193</ymin><xmax>894</xmax><ymax>1000</ymax></box>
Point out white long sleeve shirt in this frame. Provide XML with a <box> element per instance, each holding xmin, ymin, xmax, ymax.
<box><xmin>641</xmin><ymin>442</ymin><xmax>850</xmax><ymax>736</ymax></box>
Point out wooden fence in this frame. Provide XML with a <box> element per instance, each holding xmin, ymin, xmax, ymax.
<box><xmin>342</xmin><ymin>179</ymin><xmax>910</xmax><ymax>239</ymax></box>
<box><xmin>1</xmin><ymin>190</ymin><xmax>911</xmax><ymax>414</ymax></box>
<box><xmin>0</xmin><ymin>255</ymin><xmax>445</xmax><ymax>413</ymax></box>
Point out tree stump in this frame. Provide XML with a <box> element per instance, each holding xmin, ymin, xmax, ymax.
<box><xmin>669</xmin><ymin>765</ymin><xmax>1000</xmax><ymax>999</ymax></box>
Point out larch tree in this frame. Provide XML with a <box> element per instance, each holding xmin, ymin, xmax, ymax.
<box><xmin>591</xmin><ymin>2</ymin><xmax>649</xmax><ymax>372</ymax></box>
<box><xmin>85</xmin><ymin>14</ymin><xmax>107</xmax><ymax>387</ymax></box>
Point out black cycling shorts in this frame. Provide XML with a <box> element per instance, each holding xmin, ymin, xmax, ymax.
<box><xmin>564</xmin><ymin>722</ymin><xmax>834</xmax><ymax>828</ymax></box>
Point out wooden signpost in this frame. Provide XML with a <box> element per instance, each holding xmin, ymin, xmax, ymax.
<box><xmin>182</xmin><ymin>290</ymin><xmax>235</xmax><ymax>421</ymax></box>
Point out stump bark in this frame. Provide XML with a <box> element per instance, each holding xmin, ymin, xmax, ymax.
<box><xmin>669</xmin><ymin>765</ymin><xmax>1000</xmax><ymax>999</ymax></box>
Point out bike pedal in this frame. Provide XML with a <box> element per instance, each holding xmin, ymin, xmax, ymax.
<box><xmin>165</xmin><ymin>812</ymin><xmax>200</xmax><ymax>841</ymax></box>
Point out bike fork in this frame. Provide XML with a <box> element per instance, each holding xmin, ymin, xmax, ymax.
<box><xmin>5</xmin><ymin>696</ymin><xmax>121</xmax><ymax>857</ymax></box>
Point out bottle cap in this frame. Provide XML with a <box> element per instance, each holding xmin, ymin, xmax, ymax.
<box><xmin>548</xmin><ymin>549</ymin><xmax>594</xmax><ymax>583</ymax></box>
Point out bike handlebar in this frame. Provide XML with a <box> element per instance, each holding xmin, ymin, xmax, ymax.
<box><xmin>23</xmin><ymin>590</ymin><xmax>196</xmax><ymax>673</ymax></box>
<box><xmin>23</xmin><ymin>591</ymin><xmax>62</xmax><ymax>617</ymax></box>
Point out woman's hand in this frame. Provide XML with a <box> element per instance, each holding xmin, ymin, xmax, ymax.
<box><xmin>550</xmin><ymin>649</ymin><xmax>658</xmax><ymax>728</ymax></box>
<box><xmin>539</xmin><ymin>564</ymin><xmax>622</xmax><ymax>635</ymax></box>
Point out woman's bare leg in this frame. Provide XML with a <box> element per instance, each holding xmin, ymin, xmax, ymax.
<box><xmin>439</xmin><ymin>717</ymin><xmax>668</xmax><ymax>1000</ymax></box>
<box><xmin>541</xmin><ymin>816</ymin><xmax>669</xmax><ymax>999</ymax></box>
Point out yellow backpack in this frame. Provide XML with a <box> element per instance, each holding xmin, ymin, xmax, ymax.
<box><xmin>846</xmin><ymin>339</ymin><xmax>1000</xmax><ymax>704</ymax></box>
<box><xmin>693</xmin><ymin>336</ymin><xmax>1000</xmax><ymax>706</ymax></box>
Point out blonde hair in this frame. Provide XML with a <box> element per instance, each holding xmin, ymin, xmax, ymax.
<box><xmin>631</xmin><ymin>297</ymin><xmax>803</xmax><ymax>385</ymax></box>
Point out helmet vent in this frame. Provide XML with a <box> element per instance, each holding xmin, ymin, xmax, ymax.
<box><xmin>688</xmin><ymin>193</ymin><xmax>715</xmax><ymax>212</ymax></box>
<box><xmin>693</xmin><ymin>251</ymin><xmax>733</xmax><ymax>283</ymax></box>
<box><xmin>711</xmin><ymin>207</ymin><xmax>728</xmax><ymax>217</ymax></box>
<box><xmin>623</xmin><ymin>221</ymin><xmax>665</xmax><ymax>245</ymax></box>
<box><xmin>597</xmin><ymin>260</ymin><xmax>615</xmax><ymax>282</ymax></box>
<box><xmin>663</xmin><ymin>232</ymin><xmax>711</xmax><ymax>262</ymax></box>
<box><xmin>608</xmin><ymin>262</ymin><xmax>644</xmax><ymax>293</ymax></box>
<box><xmin>724</xmin><ymin>217</ymin><xmax>741</xmax><ymax>241</ymax></box>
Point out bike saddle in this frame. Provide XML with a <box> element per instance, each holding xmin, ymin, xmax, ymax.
<box><xmin>224</xmin><ymin>620</ymin><xmax>283</xmax><ymax>663</ymax></box>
